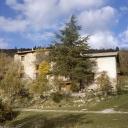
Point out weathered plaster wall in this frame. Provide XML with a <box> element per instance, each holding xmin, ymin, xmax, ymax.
<box><xmin>95</xmin><ymin>57</ymin><xmax>117</xmax><ymax>79</ymax></box>
<box><xmin>14</xmin><ymin>52</ymin><xmax>37</xmax><ymax>79</ymax></box>
<box><xmin>89</xmin><ymin>56</ymin><xmax>117</xmax><ymax>90</ymax></box>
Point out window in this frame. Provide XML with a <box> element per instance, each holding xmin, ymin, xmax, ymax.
<box><xmin>21</xmin><ymin>56</ymin><xmax>25</xmax><ymax>61</ymax></box>
<box><xmin>21</xmin><ymin>66</ymin><xmax>24</xmax><ymax>70</ymax></box>
<box><xmin>35</xmin><ymin>73</ymin><xmax>39</xmax><ymax>78</ymax></box>
<box><xmin>20</xmin><ymin>73</ymin><xmax>24</xmax><ymax>78</ymax></box>
<box><xmin>36</xmin><ymin>64</ymin><xmax>39</xmax><ymax>70</ymax></box>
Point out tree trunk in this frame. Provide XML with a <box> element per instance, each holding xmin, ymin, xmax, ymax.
<box><xmin>79</xmin><ymin>79</ymin><xmax>84</xmax><ymax>91</ymax></box>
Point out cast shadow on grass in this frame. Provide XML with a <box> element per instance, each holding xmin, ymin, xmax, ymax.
<box><xmin>0</xmin><ymin>111</ymin><xmax>20</xmax><ymax>124</ymax></box>
<box><xmin>11</xmin><ymin>113</ymin><xmax>93</xmax><ymax>128</ymax></box>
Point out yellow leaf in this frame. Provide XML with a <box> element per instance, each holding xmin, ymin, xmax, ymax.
<box><xmin>39</xmin><ymin>61</ymin><xmax>50</xmax><ymax>77</ymax></box>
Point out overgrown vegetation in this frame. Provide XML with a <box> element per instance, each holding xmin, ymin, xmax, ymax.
<box><xmin>0</xmin><ymin>99</ymin><xmax>19</xmax><ymax>124</ymax></box>
<box><xmin>96</xmin><ymin>71</ymin><xmax>113</xmax><ymax>96</ymax></box>
<box><xmin>119</xmin><ymin>50</ymin><xmax>128</xmax><ymax>75</ymax></box>
<box><xmin>0</xmin><ymin>53</ymin><xmax>24</xmax><ymax>104</ymax></box>
<box><xmin>0</xmin><ymin>53</ymin><xmax>24</xmax><ymax>122</ymax></box>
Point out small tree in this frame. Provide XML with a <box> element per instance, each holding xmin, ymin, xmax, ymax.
<box><xmin>39</xmin><ymin>61</ymin><xmax>50</xmax><ymax>77</ymax></box>
<box><xmin>0</xmin><ymin>53</ymin><xmax>23</xmax><ymax>105</ymax></box>
<box><xmin>0</xmin><ymin>53</ymin><xmax>12</xmax><ymax>80</ymax></box>
<box><xmin>0</xmin><ymin>61</ymin><xmax>22</xmax><ymax>104</ymax></box>
<box><xmin>30</xmin><ymin>78</ymin><xmax>48</xmax><ymax>95</ymax></box>
<box><xmin>29</xmin><ymin>61</ymin><xmax>50</xmax><ymax>96</ymax></box>
<box><xmin>96</xmin><ymin>71</ymin><xmax>113</xmax><ymax>96</ymax></box>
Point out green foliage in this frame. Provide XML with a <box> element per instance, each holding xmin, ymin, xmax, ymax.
<box><xmin>49</xmin><ymin>15</ymin><xmax>95</xmax><ymax>90</ymax></box>
<box><xmin>0</xmin><ymin>53</ymin><xmax>22</xmax><ymax>104</ymax></box>
<box><xmin>1</xmin><ymin>63</ymin><xmax>22</xmax><ymax>94</ymax></box>
<box><xmin>6</xmin><ymin>111</ymin><xmax>128</xmax><ymax>128</ymax></box>
<box><xmin>0</xmin><ymin>99</ymin><xmax>19</xmax><ymax>123</ymax></box>
<box><xmin>29</xmin><ymin>52</ymin><xmax>50</xmax><ymax>96</ymax></box>
<box><xmin>117</xmin><ymin>76</ymin><xmax>128</xmax><ymax>94</ymax></box>
<box><xmin>87</xmin><ymin>94</ymin><xmax>128</xmax><ymax>111</ymax></box>
<box><xmin>119</xmin><ymin>51</ymin><xmax>128</xmax><ymax>74</ymax></box>
<box><xmin>39</xmin><ymin>61</ymin><xmax>50</xmax><ymax>77</ymax></box>
<box><xmin>30</xmin><ymin>77</ymin><xmax>48</xmax><ymax>95</ymax></box>
<box><xmin>70</xmin><ymin>81</ymin><xmax>79</xmax><ymax>92</ymax></box>
<box><xmin>96</xmin><ymin>71</ymin><xmax>113</xmax><ymax>96</ymax></box>
<box><xmin>56</xmin><ymin>15</ymin><xmax>80</xmax><ymax>46</ymax></box>
<box><xmin>0</xmin><ymin>53</ymin><xmax>12</xmax><ymax>80</ymax></box>
<box><xmin>51</xmin><ymin>92</ymin><xmax>64</xmax><ymax>103</ymax></box>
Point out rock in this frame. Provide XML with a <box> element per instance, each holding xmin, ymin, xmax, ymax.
<box><xmin>101</xmin><ymin>108</ymin><xmax>115</xmax><ymax>113</ymax></box>
<box><xmin>81</xmin><ymin>109</ymin><xmax>87</xmax><ymax>111</ymax></box>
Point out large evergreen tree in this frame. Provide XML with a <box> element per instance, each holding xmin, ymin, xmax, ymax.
<box><xmin>49</xmin><ymin>15</ymin><xmax>95</xmax><ymax>90</ymax></box>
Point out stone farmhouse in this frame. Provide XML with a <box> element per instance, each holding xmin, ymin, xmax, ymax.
<box><xmin>14</xmin><ymin>49</ymin><xmax>49</xmax><ymax>79</ymax></box>
<box><xmin>14</xmin><ymin>49</ymin><xmax>119</xmax><ymax>89</ymax></box>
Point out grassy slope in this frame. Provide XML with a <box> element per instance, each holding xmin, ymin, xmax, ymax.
<box><xmin>6</xmin><ymin>111</ymin><xmax>128</xmax><ymax>128</ymax></box>
<box><xmin>87</xmin><ymin>94</ymin><xmax>128</xmax><ymax>111</ymax></box>
<box><xmin>4</xmin><ymin>94</ymin><xmax>128</xmax><ymax>128</ymax></box>
<box><xmin>40</xmin><ymin>94</ymin><xmax>128</xmax><ymax>111</ymax></box>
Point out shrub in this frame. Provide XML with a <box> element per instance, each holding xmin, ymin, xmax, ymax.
<box><xmin>18</xmin><ymin>88</ymin><xmax>30</xmax><ymax>98</ymax></box>
<box><xmin>117</xmin><ymin>75</ymin><xmax>128</xmax><ymax>94</ymax></box>
<box><xmin>70</xmin><ymin>82</ymin><xmax>79</xmax><ymax>92</ymax></box>
<box><xmin>96</xmin><ymin>71</ymin><xmax>113</xmax><ymax>96</ymax></box>
<box><xmin>51</xmin><ymin>92</ymin><xmax>63</xmax><ymax>103</ymax></box>
<box><xmin>0</xmin><ymin>99</ymin><xmax>19</xmax><ymax>123</ymax></box>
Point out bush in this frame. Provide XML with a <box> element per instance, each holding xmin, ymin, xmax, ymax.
<box><xmin>96</xmin><ymin>71</ymin><xmax>113</xmax><ymax>97</ymax></box>
<box><xmin>18</xmin><ymin>88</ymin><xmax>30</xmax><ymax>98</ymax></box>
<box><xmin>117</xmin><ymin>76</ymin><xmax>128</xmax><ymax>94</ymax></box>
<box><xmin>71</xmin><ymin>82</ymin><xmax>79</xmax><ymax>92</ymax></box>
<box><xmin>51</xmin><ymin>92</ymin><xmax>64</xmax><ymax>103</ymax></box>
<box><xmin>0</xmin><ymin>99</ymin><xmax>19</xmax><ymax>123</ymax></box>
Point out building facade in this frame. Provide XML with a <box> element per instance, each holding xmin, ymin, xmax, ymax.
<box><xmin>88</xmin><ymin>52</ymin><xmax>118</xmax><ymax>89</ymax></box>
<box><xmin>14</xmin><ymin>50</ymin><xmax>118</xmax><ymax>88</ymax></box>
<box><xmin>14</xmin><ymin>50</ymin><xmax>37</xmax><ymax>80</ymax></box>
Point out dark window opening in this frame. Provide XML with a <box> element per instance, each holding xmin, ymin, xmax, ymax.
<box><xmin>20</xmin><ymin>73</ymin><xmax>24</xmax><ymax>78</ymax></box>
<box><xmin>35</xmin><ymin>73</ymin><xmax>39</xmax><ymax>78</ymax></box>
<box><xmin>36</xmin><ymin>64</ymin><xmax>39</xmax><ymax>70</ymax></box>
<box><xmin>21</xmin><ymin>56</ymin><xmax>25</xmax><ymax>61</ymax></box>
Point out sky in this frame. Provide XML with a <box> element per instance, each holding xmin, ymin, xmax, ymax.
<box><xmin>0</xmin><ymin>0</ymin><xmax>128</xmax><ymax>49</ymax></box>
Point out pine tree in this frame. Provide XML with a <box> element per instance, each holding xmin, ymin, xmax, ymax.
<box><xmin>49</xmin><ymin>15</ymin><xmax>95</xmax><ymax>90</ymax></box>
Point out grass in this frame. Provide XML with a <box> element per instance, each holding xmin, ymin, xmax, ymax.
<box><xmin>87</xmin><ymin>94</ymin><xmax>128</xmax><ymax>111</ymax></box>
<box><xmin>3</xmin><ymin>94</ymin><xmax>128</xmax><ymax>128</ymax></box>
<box><xmin>33</xmin><ymin>93</ymin><xmax>128</xmax><ymax>111</ymax></box>
<box><xmin>5</xmin><ymin>111</ymin><xmax>128</xmax><ymax>128</ymax></box>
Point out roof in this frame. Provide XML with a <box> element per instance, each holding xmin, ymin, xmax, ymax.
<box><xmin>88</xmin><ymin>52</ymin><xmax>118</xmax><ymax>58</ymax></box>
<box><xmin>16</xmin><ymin>50</ymin><xmax>36</xmax><ymax>55</ymax></box>
<box><xmin>16</xmin><ymin>48</ymin><xmax>51</xmax><ymax>55</ymax></box>
<box><xmin>16</xmin><ymin>49</ymin><xmax>118</xmax><ymax>58</ymax></box>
